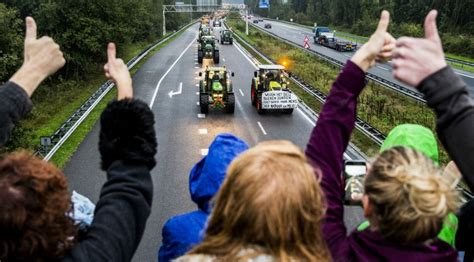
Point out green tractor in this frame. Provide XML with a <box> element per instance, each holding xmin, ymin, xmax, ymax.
<box><xmin>199</xmin><ymin>67</ymin><xmax>235</xmax><ymax>114</ymax></box>
<box><xmin>219</xmin><ymin>29</ymin><xmax>233</xmax><ymax>45</ymax></box>
<box><xmin>198</xmin><ymin>35</ymin><xmax>219</xmax><ymax>64</ymax></box>
<box><xmin>250</xmin><ymin>65</ymin><xmax>298</xmax><ymax>114</ymax></box>
<box><xmin>199</xmin><ymin>25</ymin><xmax>212</xmax><ymax>39</ymax></box>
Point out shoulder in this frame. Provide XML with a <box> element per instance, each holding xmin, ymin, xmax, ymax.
<box><xmin>174</xmin><ymin>254</ymin><xmax>215</xmax><ymax>262</ymax></box>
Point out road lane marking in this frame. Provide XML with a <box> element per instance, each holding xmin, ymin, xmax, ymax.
<box><xmin>198</xmin><ymin>129</ymin><xmax>208</xmax><ymax>135</ymax></box>
<box><xmin>196</xmin><ymin>92</ymin><xmax>199</xmax><ymax>95</ymax></box>
<box><xmin>257</xmin><ymin>121</ymin><xmax>267</xmax><ymax>135</ymax></box>
<box><xmin>196</xmin><ymin>84</ymin><xmax>199</xmax><ymax>87</ymax></box>
<box><xmin>455</xmin><ymin>71</ymin><xmax>474</xmax><ymax>79</ymax></box>
<box><xmin>197</xmin><ymin>114</ymin><xmax>206</xmax><ymax>118</ymax></box>
<box><xmin>223</xmin><ymin>58</ymin><xmax>226</xmax><ymax>62</ymax></box>
<box><xmin>376</xmin><ymin>65</ymin><xmax>389</xmax><ymax>71</ymax></box>
<box><xmin>234</xmin><ymin>43</ymin><xmax>259</xmax><ymax>69</ymax></box>
<box><xmin>195</xmin><ymin>66</ymin><xmax>200</xmax><ymax>69</ymax></box>
<box><xmin>194</xmin><ymin>77</ymin><xmax>200</xmax><ymax>80</ymax></box>
<box><xmin>196</xmin><ymin>101</ymin><xmax>200</xmax><ymax>106</ymax></box>
<box><xmin>201</xmin><ymin>149</ymin><xmax>209</xmax><ymax>156</ymax></box>
<box><xmin>168</xmin><ymin>82</ymin><xmax>183</xmax><ymax>98</ymax></box>
<box><xmin>149</xmin><ymin>38</ymin><xmax>196</xmax><ymax>108</ymax></box>
<box><xmin>239</xmin><ymin>89</ymin><xmax>244</xmax><ymax>97</ymax></box>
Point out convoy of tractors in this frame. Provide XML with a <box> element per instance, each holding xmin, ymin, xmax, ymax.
<box><xmin>195</xmin><ymin>15</ymin><xmax>298</xmax><ymax>115</ymax></box>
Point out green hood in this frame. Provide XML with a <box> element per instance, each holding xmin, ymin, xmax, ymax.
<box><xmin>380</xmin><ymin>124</ymin><xmax>439</xmax><ymax>164</ymax></box>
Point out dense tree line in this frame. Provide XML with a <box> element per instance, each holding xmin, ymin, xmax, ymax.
<box><xmin>247</xmin><ymin>0</ymin><xmax>474</xmax><ymax>57</ymax></box>
<box><xmin>0</xmin><ymin>0</ymin><xmax>178</xmax><ymax>83</ymax></box>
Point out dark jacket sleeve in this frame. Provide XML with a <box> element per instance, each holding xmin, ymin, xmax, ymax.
<box><xmin>418</xmin><ymin>67</ymin><xmax>474</xmax><ymax>190</ymax></box>
<box><xmin>0</xmin><ymin>81</ymin><xmax>32</xmax><ymax>147</ymax></box>
<box><xmin>305</xmin><ymin>60</ymin><xmax>366</xmax><ymax>259</ymax></box>
<box><xmin>63</xmin><ymin>99</ymin><xmax>157</xmax><ymax>262</ymax></box>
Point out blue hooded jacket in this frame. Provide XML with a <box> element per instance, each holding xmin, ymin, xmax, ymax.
<box><xmin>158</xmin><ymin>134</ymin><xmax>249</xmax><ymax>262</ymax></box>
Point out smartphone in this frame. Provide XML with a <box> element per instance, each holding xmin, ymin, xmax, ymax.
<box><xmin>343</xmin><ymin>160</ymin><xmax>367</xmax><ymax>206</ymax></box>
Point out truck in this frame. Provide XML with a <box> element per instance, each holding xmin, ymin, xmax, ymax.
<box><xmin>250</xmin><ymin>65</ymin><xmax>298</xmax><ymax>114</ymax></box>
<box><xmin>198</xmin><ymin>35</ymin><xmax>219</xmax><ymax>64</ymax></box>
<box><xmin>315</xmin><ymin>35</ymin><xmax>357</xmax><ymax>52</ymax></box>
<box><xmin>199</xmin><ymin>67</ymin><xmax>235</xmax><ymax>114</ymax></box>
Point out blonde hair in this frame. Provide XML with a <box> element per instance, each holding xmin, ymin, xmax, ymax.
<box><xmin>189</xmin><ymin>141</ymin><xmax>331</xmax><ymax>262</ymax></box>
<box><xmin>365</xmin><ymin>147</ymin><xmax>460</xmax><ymax>244</ymax></box>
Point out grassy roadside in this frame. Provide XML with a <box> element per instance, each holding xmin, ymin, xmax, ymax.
<box><xmin>39</xmin><ymin>24</ymin><xmax>193</xmax><ymax>168</ymax></box>
<box><xmin>229</xmin><ymin>19</ymin><xmax>450</xmax><ymax>163</ymax></box>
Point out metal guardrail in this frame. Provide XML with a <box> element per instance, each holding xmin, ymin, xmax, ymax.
<box><xmin>246</xmin><ymin>21</ymin><xmax>427</xmax><ymax>103</ymax></box>
<box><xmin>232</xmin><ymin>21</ymin><xmax>474</xmax><ymax>201</ymax></box>
<box><xmin>36</xmin><ymin>22</ymin><xmax>197</xmax><ymax>160</ymax></box>
<box><xmin>262</xmin><ymin>18</ymin><xmax>474</xmax><ymax>69</ymax></box>
<box><xmin>230</xmin><ymin>27</ymin><xmax>386</xmax><ymax>146</ymax></box>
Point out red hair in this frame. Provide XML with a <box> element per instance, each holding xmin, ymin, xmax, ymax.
<box><xmin>0</xmin><ymin>151</ymin><xmax>77</xmax><ymax>261</ymax></box>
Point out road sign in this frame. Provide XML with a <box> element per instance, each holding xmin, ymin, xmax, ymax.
<box><xmin>259</xmin><ymin>0</ymin><xmax>269</xmax><ymax>8</ymax></box>
<box><xmin>304</xmin><ymin>35</ymin><xmax>310</xmax><ymax>49</ymax></box>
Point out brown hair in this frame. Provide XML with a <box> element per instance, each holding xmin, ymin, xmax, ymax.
<box><xmin>0</xmin><ymin>151</ymin><xmax>77</xmax><ymax>261</ymax></box>
<box><xmin>189</xmin><ymin>141</ymin><xmax>331</xmax><ymax>261</ymax></box>
<box><xmin>365</xmin><ymin>147</ymin><xmax>460</xmax><ymax>244</ymax></box>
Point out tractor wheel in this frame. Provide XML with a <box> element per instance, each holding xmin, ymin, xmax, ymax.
<box><xmin>256</xmin><ymin>95</ymin><xmax>265</xmax><ymax>115</ymax></box>
<box><xmin>251</xmin><ymin>82</ymin><xmax>257</xmax><ymax>106</ymax></box>
<box><xmin>283</xmin><ymin>108</ymin><xmax>294</xmax><ymax>115</ymax></box>
<box><xmin>199</xmin><ymin>94</ymin><xmax>209</xmax><ymax>114</ymax></box>
<box><xmin>198</xmin><ymin>51</ymin><xmax>203</xmax><ymax>64</ymax></box>
<box><xmin>225</xmin><ymin>94</ymin><xmax>235</xmax><ymax>114</ymax></box>
<box><xmin>230</xmin><ymin>39</ymin><xmax>233</xmax><ymax>45</ymax></box>
<box><xmin>213</xmin><ymin>50</ymin><xmax>220</xmax><ymax>64</ymax></box>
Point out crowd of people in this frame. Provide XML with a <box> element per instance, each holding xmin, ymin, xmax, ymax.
<box><xmin>0</xmin><ymin>10</ymin><xmax>473</xmax><ymax>262</ymax></box>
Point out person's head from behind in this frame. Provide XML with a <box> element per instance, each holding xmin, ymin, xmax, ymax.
<box><xmin>363</xmin><ymin>147</ymin><xmax>460</xmax><ymax>244</ymax></box>
<box><xmin>0</xmin><ymin>151</ymin><xmax>76</xmax><ymax>260</ymax></box>
<box><xmin>190</xmin><ymin>141</ymin><xmax>330</xmax><ymax>261</ymax></box>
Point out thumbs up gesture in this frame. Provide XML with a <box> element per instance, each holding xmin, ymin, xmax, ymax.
<box><xmin>392</xmin><ymin>10</ymin><xmax>447</xmax><ymax>87</ymax></box>
<box><xmin>351</xmin><ymin>11</ymin><xmax>396</xmax><ymax>72</ymax></box>
<box><xmin>103</xmin><ymin>43</ymin><xmax>133</xmax><ymax>100</ymax></box>
<box><xmin>10</xmin><ymin>17</ymin><xmax>65</xmax><ymax>96</ymax></box>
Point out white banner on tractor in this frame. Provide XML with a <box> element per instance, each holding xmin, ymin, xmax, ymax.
<box><xmin>261</xmin><ymin>91</ymin><xmax>298</xmax><ymax>109</ymax></box>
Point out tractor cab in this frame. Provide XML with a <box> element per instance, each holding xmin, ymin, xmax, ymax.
<box><xmin>255</xmin><ymin>65</ymin><xmax>289</xmax><ymax>91</ymax></box>
<box><xmin>199</xmin><ymin>67</ymin><xmax>235</xmax><ymax>114</ymax></box>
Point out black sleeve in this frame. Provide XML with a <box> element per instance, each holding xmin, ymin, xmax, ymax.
<box><xmin>0</xmin><ymin>81</ymin><xmax>32</xmax><ymax>147</ymax></box>
<box><xmin>418</xmin><ymin>66</ymin><xmax>474</xmax><ymax>191</ymax></box>
<box><xmin>63</xmin><ymin>99</ymin><xmax>157</xmax><ymax>262</ymax></box>
<box><xmin>456</xmin><ymin>199</ymin><xmax>474</xmax><ymax>252</ymax></box>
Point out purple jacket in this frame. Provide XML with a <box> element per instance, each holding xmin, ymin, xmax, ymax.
<box><xmin>305</xmin><ymin>61</ymin><xmax>458</xmax><ymax>262</ymax></box>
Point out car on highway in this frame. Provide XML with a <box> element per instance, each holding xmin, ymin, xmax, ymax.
<box><xmin>199</xmin><ymin>67</ymin><xmax>235</xmax><ymax>114</ymax></box>
<box><xmin>250</xmin><ymin>65</ymin><xmax>298</xmax><ymax>114</ymax></box>
<box><xmin>220</xmin><ymin>29</ymin><xmax>233</xmax><ymax>45</ymax></box>
<box><xmin>264</xmin><ymin>23</ymin><xmax>272</xmax><ymax>29</ymax></box>
<box><xmin>253</xmin><ymin>19</ymin><xmax>259</xmax><ymax>23</ymax></box>
<box><xmin>313</xmin><ymin>26</ymin><xmax>331</xmax><ymax>36</ymax></box>
<box><xmin>315</xmin><ymin>35</ymin><xmax>357</xmax><ymax>52</ymax></box>
<box><xmin>198</xmin><ymin>35</ymin><xmax>219</xmax><ymax>64</ymax></box>
<box><xmin>213</xmin><ymin>20</ymin><xmax>221</xmax><ymax>27</ymax></box>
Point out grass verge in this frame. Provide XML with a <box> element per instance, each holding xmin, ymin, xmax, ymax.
<box><xmin>229</xmin><ymin>19</ymin><xmax>450</xmax><ymax>164</ymax></box>
<box><xmin>5</xmin><ymin>24</ymin><xmax>194</xmax><ymax>169</ymax></box>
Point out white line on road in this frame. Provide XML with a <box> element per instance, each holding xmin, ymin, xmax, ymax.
<box><xmin>195</xmin><ymin>66</ymin><xmax>200</xmax><ymax>69</ymax></box>
<box><xmin>194</xmin><ymin>77</ymin><xmax>200</xmax><ymax>80</ymax></box>
<box><xmin>257</xmin><ymin>121</ymin><xmax>267</xmax><ymax>135</ymax></box>
<box><xmin>376</xmin><ymin>65</ymin><xmax>389</xmax><ymax>71</ymax></box>
<box><xmin>195</xmin><ymin>84</ymin><xmax>199</xmax><ymax>87</ymax></box>
<box><xmin>239</xmin><ymin>89</ymin><xmax>245</xmax><ymax>96</ymax></box>
<box><xmin>197</xmin><ymin>114</ymin><xmax>206</xmax><ymax>119</ymax></box>
<box><xmin>200</xmin><ymin>149</ymin><xmax>209</xmax><ymax>156</ymax></box>
<box><xmin>196</xmin><ymin>101</ymin><xmax>200</xmax><ymax>106</ymax></box>
<box><xmin>196</xmin><ymin>92</ymin><xmax>199</xmax><ymax>95</ymax></box>
<box><xmin>455</xmin><ymin>71</ymin><xmax>474</xmax><ymax>79</ymax></box>
<box><xmin>168</xmin><ymin>82</ymin><xmax>183</xmax><ymax>98</ymax></box>
<box><xmin>223</xmin><ymin>58</ymin><xmax>226</xmax><ymax>62</ymax></box>
<box><xmin>198</xmin><ymin>129</ymin><xmax>208</xmax><ymax>135</ymax></box>
<box><xmin>149</xmin><ymin>39</ymin><xmax>196</xmax><ymax>108</ymax></box>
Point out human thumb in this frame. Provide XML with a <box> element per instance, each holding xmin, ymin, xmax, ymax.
<box><xmin>375</xmin><ymin>11</ymin><xmax>390</xmax><ymax>36</ymax></box>
<box><xmin>25</xmin><ymin>17</ymin><xmax>37</xmax><ymax>42</ymax></box>
<box><xmin>424</xmin><ymin>10</ymin><xmax>441</xmax><ymax>43</ymax></box>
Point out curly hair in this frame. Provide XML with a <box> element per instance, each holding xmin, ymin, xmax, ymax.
<box><xmin>0</xmin><ymin>151</ymin><xmax>77</xmax><ymax>261</ymax></box>
<box><xmin>365</xmin><ymin>147</ymin><xmax>460</xmax><ymax>244</ymax></box>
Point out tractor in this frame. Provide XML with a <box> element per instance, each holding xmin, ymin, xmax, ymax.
<box><xmin>250</xmin><ymin>65</ymin><xmax>298</xmax><ymax>114</ymax></box>
<box><xmin>198</xmin><ymin>35</ymin><xmax>219</xmax><ymax>64</ymax></box>
<box><xmin>199</xmin><ymin>67</ymin><xmax>235</xmax><ymax>114</ymax></box>
<box><xmin>220</xmin><ymin>29</ymin><xmax>233</xmax><ymax>45</ymax></box>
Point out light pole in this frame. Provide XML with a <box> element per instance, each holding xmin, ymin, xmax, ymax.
<box><xmin>246</xmin><ymin>9</ymin><xmax>249</xmax><ymax>35</ymax></box>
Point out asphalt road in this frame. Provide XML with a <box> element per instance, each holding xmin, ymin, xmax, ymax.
<box><xmin>64</xmin><ymin>24</ymin><xmax>365</xmax><ymax>261</ymax></box>
<box><xmin>250</xmin><ymin>18</ymin><xmax>474</xmax><ymax>96</ymax></box>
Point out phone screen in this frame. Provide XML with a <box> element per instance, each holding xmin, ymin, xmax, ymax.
<box><xmin>345</xmin><ymin>164</ymin><xmax>367</xmax><ymax>177</ymax></box>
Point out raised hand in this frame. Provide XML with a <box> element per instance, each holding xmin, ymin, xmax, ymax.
<box><xmin>104</xmin><ymin>43</ymin><xmax>133</xmax><ymax>100</ymax></box>
<box><xmin>10</xmin><ymin>17</ymin><xmax>65</xmax><ymax>96</ymax></box>
<box><xmin>351</xmin><ymin>11</ymin><xmax>396</xmax><ymax>72</ymax></box>
<box><xmin>392</xmin><ymin>10</ymin><xmax>447</xmax><ymax>87</ymax></box>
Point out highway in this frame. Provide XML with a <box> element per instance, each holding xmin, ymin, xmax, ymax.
<box><xmin>64</xmin><ymin>24</ymin><xmax>365</xmax><ymax>261</ymax></box>
<box><xmin>250</xmin><ymin>18</ymin><xmax>474</xmax><ymax>97</ymax></box>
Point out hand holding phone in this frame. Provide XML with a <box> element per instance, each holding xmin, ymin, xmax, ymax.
<box><xmin>344</xmin><ymin>160</ymin><xmax>367</xmax><ymax>206</ymax></box>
